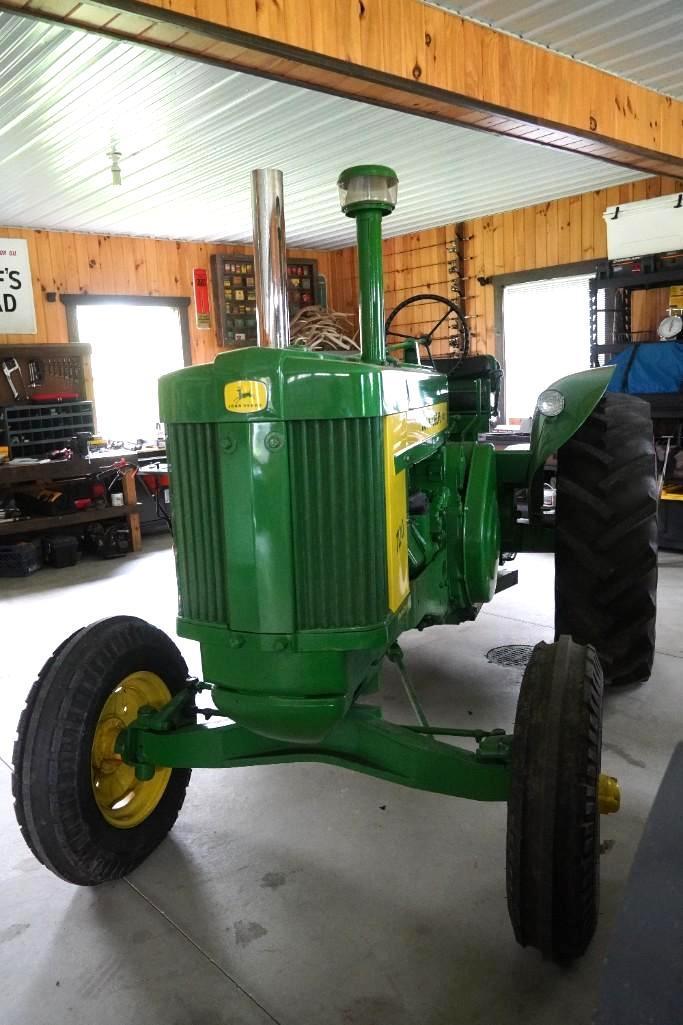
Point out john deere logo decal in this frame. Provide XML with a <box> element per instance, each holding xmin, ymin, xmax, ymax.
<box><xmin>224</xmin><ymin>380</ymin><xmax>268</xmax><ymax>413</ymax></box>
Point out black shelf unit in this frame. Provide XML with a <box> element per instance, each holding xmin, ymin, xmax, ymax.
<box><xmin>589</xmin><ymin>252</ymin><xmax>683</xmax><ymax>551</ymax></box>
<box><xmin>1</xmin><ymin>400</ymin><xmax>95</xmax><ymax>459</ymax></box>
<box><xmin>589</xmin><ymin>251</ymin><xmax>683</xmax><ymax>368</ymax></box>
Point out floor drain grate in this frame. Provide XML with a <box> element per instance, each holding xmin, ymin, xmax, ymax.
<box><xmin>486</xmin><ymin>644</ymin><xmax>534</xmax><ymax>668</ymax></box>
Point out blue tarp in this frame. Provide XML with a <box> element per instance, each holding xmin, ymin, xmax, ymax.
<box><xmin>607</xmin><ymin>341</ymin><xmax>683</xmax><ymax>394</ymax></box>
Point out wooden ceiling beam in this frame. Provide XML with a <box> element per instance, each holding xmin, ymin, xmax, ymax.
<box><xmin>3</xmin><ymin>0</ymin><xmax>683</xmax><ymax>178</ymax></box>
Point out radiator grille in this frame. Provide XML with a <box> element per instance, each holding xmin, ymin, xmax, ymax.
<box><xmin>288</xmin><ymin>418</ymin><xmax>387</xmax><ymax>629</ymax></box>
<box><xmin>166</xmin><ymin>423</ymin><xmax>228</xmax><ymax>624</ymax></box>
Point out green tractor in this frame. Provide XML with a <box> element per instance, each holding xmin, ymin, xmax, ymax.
<box><xmin>12</xmin><ymin>166</ymin><xmax>658</xmax><ymax>962</ymax></box>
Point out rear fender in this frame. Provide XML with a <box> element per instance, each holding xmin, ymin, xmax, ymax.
<box><xmin>527</xmin><ymin>366</ymin><xmax>614</xmax><ymax>487</ymax></box>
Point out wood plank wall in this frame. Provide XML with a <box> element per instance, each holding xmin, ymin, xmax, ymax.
<box><xmin>332</xmin><ymin>226</ymin><xmax>455</xmax><ymax>356</ymax></box>
<box><xmin>5</xmin><ymin>175</ymin><xmax>682</xmax><ymax>369</ymax></box>
<box><xmin>464</xmin><ymin>175</ymin><xmax>683</xmax><ymax>354</ymax></box>
<box><xmin>334</xmin><ymin>175</ymin><xmax>683</xmax><ymax>359</ymax></box>
<box><xmin>0</xmin><ymin>226</ymin><xmax>343</xmax><ymax>365</ymax></box>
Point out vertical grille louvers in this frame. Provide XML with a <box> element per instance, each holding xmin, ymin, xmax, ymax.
<box><xmin>288</xmin><ymin>418</ymin><xmax>387</xmax><ymax>629</ymax></box>
<box><xmin>166</xmin><ymin>423</ymin><xmax>228</xmax><ymax>624</ymax></box>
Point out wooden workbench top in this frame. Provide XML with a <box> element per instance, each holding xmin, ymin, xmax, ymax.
<box><xmin>0</xmin><ymin>449</ymin><xmax>165</xmax><ymax>485</ymax></box>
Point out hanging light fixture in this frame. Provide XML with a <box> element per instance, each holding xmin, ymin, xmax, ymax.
<box><xmin>107</xmin><ymin>142</ymin><xmax>122</xmax><ymax>186</ymax></box>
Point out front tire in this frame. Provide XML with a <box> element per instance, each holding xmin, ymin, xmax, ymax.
<box><xmin>555</xmin><ymin>392</ymin><xmax>658</xmax><ymax>686</ymax></box>
<box><xmin>12</xmin><ymin>616</ymin><xmax>192</xmax><ymax>885</ymax></box>
<box><xmin>506</xmin><ymin>637</ymin><xmax>604</xmax><ymax>961</ymax></box>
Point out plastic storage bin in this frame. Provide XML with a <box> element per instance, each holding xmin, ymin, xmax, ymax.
<box><xmin>42</xmin><ymin>534</ymin><xmax>80</xmax><ymax>568</ymax></box>
<box><xmin>0</xmin><ymin>540</ymin><xmax>42</xmax><ymax>577</ymax></box>
<box><xmin>604</xmin><ymin>194</ymin><xmax>683</xmax><ymax>260</ymax></box>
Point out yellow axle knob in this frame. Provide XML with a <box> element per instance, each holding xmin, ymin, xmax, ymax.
<box><xmin>598</xmin><ymin>773</ymin><xmax>621</xmax><ymax>814</ymax></box>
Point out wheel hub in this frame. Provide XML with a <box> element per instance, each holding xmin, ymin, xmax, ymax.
<box><xmin>91</xmin><ymin>671</ymin><xmax>172</xmax><ymax>829</ymax></box>
<box><xmin>598</xmin><ymin>773</ymin><xmax>621</xmax><ymax>814</ymax></box>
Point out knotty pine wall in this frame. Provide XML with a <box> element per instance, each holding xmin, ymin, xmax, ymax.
<box><xmin>333</xmin><ymin>175</ymin><xmax>683</xmax><ymax>358</ymax></box>
<box><xmin>5</xmin><ymin>174</ymin><xmax>682</xmax><ymax>368</ymax></box>
<box><xmin>331</xmin><ymin>226</ymin><xmax>454</xmax><ymax>355</ymax></box>
<box><xmin>0</xmin><ymin>226</ymin><xmax>344</xmax><ymax>365</ymax></box>
<box><xmin>463</xmin><ymin>175</ymin><xmax>683</xmax><ymax>354</ymax></box>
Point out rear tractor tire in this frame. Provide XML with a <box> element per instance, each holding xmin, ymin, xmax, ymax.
<box><xmin>555</xmin><ymin>392</ymin><xmax>658</xmax><ymax>687</ymax></box>
<box><xmin>12</xmin><ymin>616</ymin><xmax>192</xmax><ymax>885</ymax></box>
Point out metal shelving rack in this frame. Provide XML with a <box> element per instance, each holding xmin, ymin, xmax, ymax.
<box><xmin>588</xmin><ymin>251</ymin><xmax>683</xmax><ymax>550</ymax></box>
<box><xmin>589</xmin><ymin>250</ymin><xmax>683</xmax><ymax>368</ymax></box>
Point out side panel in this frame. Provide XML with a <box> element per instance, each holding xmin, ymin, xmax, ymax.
<box><xmin>383</xmin><ymin>413</ymin><xmax>410</xmax><ymax>612</ymax></box>
<box><xmin>219</xmin><ymin>419</ymin><xmax>296</xmax><ymax>634</ymax></box>
<box><xmin>383</xmin><ymin>401</ymin><xmax>449</xmax><ymax>612</ymax></box>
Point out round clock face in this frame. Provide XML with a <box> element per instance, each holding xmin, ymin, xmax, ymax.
<box><xmin>657</xmin><ymin>314</ymin><xmax>683</xmax><ymax>340</ymax></box>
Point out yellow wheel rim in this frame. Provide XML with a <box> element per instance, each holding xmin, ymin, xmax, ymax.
<box><xmin>91</xmin><ymin>671</ymin><xmax>172</xmax><ymax>829</ymax></box>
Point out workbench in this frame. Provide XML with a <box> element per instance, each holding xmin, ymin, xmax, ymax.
<box><xmin>0</xmin><ymin>449</ymin><xmax>165</xmax><ymax>551</ymax></box>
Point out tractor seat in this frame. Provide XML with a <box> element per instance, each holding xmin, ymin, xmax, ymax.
<box><xmin>433</xmin><ymin>354</ymin><xmax>500</xmax><ymax>379</ymax></box>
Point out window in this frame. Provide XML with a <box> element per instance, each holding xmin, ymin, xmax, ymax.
<box><xmin>503</xmin><ymin>274</ymin><xmax>591</xmax><ymax>422</ymax></box>
<box><xmin>75</xmin><ymin>302</ymin><xmax>186</xmax><ymax>443</ymax></box>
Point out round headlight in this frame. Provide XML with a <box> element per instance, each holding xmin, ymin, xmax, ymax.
<box><xmin>337</xmin><ymin>165</ymin><xmax>398</xmax><ymax>216</ymax></box>
<box><xmin>537</xmin><ymin>389</ymin><xmax>565</xmax><ymax>417</ymax></box>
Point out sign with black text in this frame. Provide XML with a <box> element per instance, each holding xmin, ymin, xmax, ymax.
<box><xmin>0</xmin><ymin>238</ymin><xmax>36</xmax><ymax>334</ymax></box>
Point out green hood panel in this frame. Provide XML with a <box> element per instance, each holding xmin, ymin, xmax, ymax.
<box><xmin>159</xmin><ymin>346</ymin><xmax>448</xmax><ymax>423</ymax></box>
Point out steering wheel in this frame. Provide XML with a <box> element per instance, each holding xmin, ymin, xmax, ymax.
<box><xmin>385</xmin><ymin>293</ymin><xmax>470</xmax><ymax>368</ymax></box>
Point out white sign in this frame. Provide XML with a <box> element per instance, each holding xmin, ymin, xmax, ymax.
<box><xmin>0</xmin><ymin>238</ymin><xmax>36</xmax><ymax>334</ymax></box>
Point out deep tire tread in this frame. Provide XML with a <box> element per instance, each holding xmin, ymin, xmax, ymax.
<box><xmin>12</xmin><ymin>616</ymin><xmax>192</xmax><ymax>885</ymax></box>
<box><xmin>555</xmin><ymin>392</ymin><xmax>658</xmax><ymax>687</ymax></box>
<box><xmin>506</xmin><ymin>637</ymin><xmax>604</xmax><ymax>962</ymax></box>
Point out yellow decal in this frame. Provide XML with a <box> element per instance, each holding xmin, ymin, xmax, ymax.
<box><xmin>383</xmin><ymin>413</ymin><xmax>409</xmax><ymax>613</ymax></box>
<box><xmin>224</xmin><ymin>379</ymin><xmax>268</xmax><ymax>413</ymax></box>
<box><xmin>397</xmin><ymin>402</ymin><xmax>448</xmax><ymax>457</ymax></box>
<box><xmin>383</xmin><ymin>402</ymin><xmax>448</xmax><ymax>612</ymax></box>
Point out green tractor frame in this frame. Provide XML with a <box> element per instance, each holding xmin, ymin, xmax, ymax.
<box><xmin>13</xmin><ymin>165</ymin><xmax>658</xmax><ymax>962</ymax></box>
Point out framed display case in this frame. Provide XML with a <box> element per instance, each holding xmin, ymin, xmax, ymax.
<box><xmin>286</xmin><ymin>258</ymin><xmax>318</xmax><ymax>317</ymax></box>
<box><xmin>211</xmin><ymin>254</ymin><xmax>318</xmax><ymax>347</ymax></box>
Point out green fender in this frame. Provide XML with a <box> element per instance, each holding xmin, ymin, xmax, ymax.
<box><xmin>528</xmin><ymin>365</ymin><xmax>614</xmax><ymax>485</ymax></box>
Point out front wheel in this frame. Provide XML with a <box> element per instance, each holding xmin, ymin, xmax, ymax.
<box><xmin>12</xmin><ymin>616</ymin><xmax>192</xmax><ymax>885</ymax></box>
<box><xmin>555</xmin><ymin>391</ymin><xmax>658</xmax><ymax>687</ymax></box>
<box><xmin>506</xmin><ymin>637</ymin><xmax>610</xmax><ymax>961</ymax></box>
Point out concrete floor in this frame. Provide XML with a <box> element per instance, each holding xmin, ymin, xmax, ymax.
<box><xmin>0</xmin><ymin>537</ymin><xmax>681</xmax><ymax>1025</ymax></box>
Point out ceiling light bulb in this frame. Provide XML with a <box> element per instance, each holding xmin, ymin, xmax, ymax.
<box><xmin>107</xmin><ymin>146</ymin><xmax>122</xmax><ymax>186</ymax></box>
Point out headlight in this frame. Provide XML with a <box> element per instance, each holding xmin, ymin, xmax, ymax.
<box><xmin>337</xmin><ymin>165</ymin><xmax>398</xmax><ymax>215</ymax></box>
<box><xmin>537</xmin><ymin>389</ymin><xmax>565</xmax><ymax>416</ymax></box>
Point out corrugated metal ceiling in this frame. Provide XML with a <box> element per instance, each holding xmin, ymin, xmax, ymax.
<box><xmin>0</xmin><ymin>10</ymin><xmax>647</xmax><ymax>248</ymax></box>
<box><xmin>424</xmin><ymin>0</ymin><xmax>683</xmax><ymax>101</ymax></box>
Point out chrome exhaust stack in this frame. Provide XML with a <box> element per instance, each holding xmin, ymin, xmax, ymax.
<box><xmin>251</xmin><ymin>168</ymin><xmax>290</xmax><ymax>348</ymax></box>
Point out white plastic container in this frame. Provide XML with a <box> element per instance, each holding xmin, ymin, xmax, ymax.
<box><xmin>603</xmin><ymin>193</ymin><xmax>683</xmax><ymax>259</ymax></box>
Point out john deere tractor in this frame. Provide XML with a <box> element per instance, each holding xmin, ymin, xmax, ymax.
<box><xmin>13</xmin><ymin>166</ymin><xmax>657</xmax><ymax>961</ymax></box>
